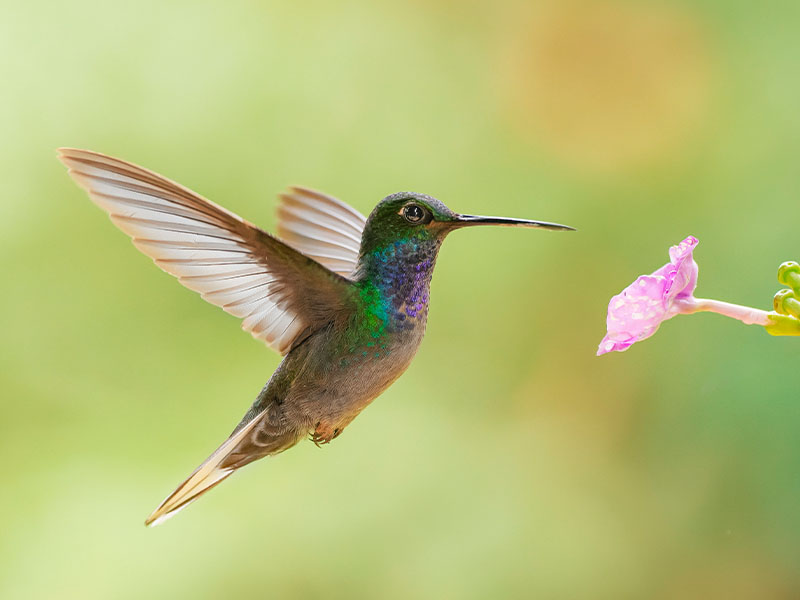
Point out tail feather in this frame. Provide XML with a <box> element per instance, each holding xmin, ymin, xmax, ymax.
<box><xmin>144</xmin><ymin>415</ymin><xmax>262</xmax><ymax>527</ymax></box>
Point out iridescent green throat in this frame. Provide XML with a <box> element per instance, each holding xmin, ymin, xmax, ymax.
<box><xmin>354</xmin><ymin>232</ymin><xmax>443</xmax><ymax>339</ymax></box>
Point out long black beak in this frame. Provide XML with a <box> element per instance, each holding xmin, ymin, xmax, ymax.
<box><xmin>453</xmin><ymin>214</ymin><xmax>575</xmax><ymax>231</ymax></box>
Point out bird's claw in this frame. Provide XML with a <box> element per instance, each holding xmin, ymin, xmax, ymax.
<box><xmin>311</xmin><ymin>423</ymin><xmax>341</xmax><ymax>446</ymax></box>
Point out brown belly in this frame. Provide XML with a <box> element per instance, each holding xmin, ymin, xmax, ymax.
<box><xmin>288</xmin><ymin>324</ymin><xmax>424</xmax><ymax>443</ymax></box>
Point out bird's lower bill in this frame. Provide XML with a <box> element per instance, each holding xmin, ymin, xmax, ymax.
<box><xmin>452</xmin><ymin>214</ymin><xmax>575</xmax><ymax>231</ymax></box>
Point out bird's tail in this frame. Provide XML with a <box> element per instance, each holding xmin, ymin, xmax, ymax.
<box><xmin>144</xmin><ymin>415</ymin><xmax>263</xmax><ymax>527</ymax></box>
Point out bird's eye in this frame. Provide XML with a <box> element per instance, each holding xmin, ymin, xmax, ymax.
<box><xmin>403</xmin><ymin>204</ymin><xmax>426</xmax><ymax>224</ymax></box>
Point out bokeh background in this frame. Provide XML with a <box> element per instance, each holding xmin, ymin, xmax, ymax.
<box><xmin>2</xmin><ymin>0</ymin><xmax>800</xmax><ymax>598</ymax></box>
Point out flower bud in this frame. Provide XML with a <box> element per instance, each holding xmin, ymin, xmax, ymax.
<box><xmin>777</xmin><ymin>262</ymin><xmax>800</xmax><ymax>293</ymax></box>
<box><xmin>773</xmin><ymin>289</ymin><xmax>800</xmax><ymax>318</ymax></box>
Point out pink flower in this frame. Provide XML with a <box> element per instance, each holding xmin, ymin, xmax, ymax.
<box><xmin>598</xmin><ymin>236</ymin><xmax>699</xmax><ymax>355</ymax></box>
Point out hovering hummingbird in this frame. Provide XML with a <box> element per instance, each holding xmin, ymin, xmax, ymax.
<box><xmin>57</xmin><ymin>148</ymin><xmax>574</xmax><ymax>526</ymax></box>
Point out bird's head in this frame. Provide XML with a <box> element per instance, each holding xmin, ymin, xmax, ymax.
<box><xmin>358</xmin><ymin>191</ymin><xmax>573</xmax><ymax>260</ymax></box>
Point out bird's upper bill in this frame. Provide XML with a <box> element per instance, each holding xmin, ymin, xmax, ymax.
<box><xmin>450</xmin><ymin>214</ymin><xmax>575</xmax><ymax>231</ymax></box>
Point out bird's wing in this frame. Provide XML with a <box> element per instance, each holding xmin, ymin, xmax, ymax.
<box><xmin>277</xmin><ymin>186</ymin><xmax>367</xmax><ymax>278</ymax></box>
<box><xmin>58</xmin><ymin>148</ymin><xmax>354</xmax><ymax>355</ymax></box>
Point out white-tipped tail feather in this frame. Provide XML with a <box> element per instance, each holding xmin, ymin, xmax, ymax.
<box><xmin>145</xmin><ymin>416</ymin><xmax>262</xmax><ymax>527</ymax></box>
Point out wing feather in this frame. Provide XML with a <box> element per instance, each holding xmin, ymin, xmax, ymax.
<box><xmin>59</xmin><ymin>148</ymin><xmax>353</xmax><ymax>354</ymax></box>
<box><xmin>276</xmin><ymin>186</ymin><xmax>366</xmax><ymax>278</ymax></box>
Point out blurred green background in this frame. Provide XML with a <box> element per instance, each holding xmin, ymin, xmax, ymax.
<box><xmin>2</xmin><ymin>0</ymin><xmax>800</xmax><ymax>598</ymax></box>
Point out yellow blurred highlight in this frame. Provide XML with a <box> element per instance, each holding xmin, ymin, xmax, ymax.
<box><xmin>500</xmin><ymin>0</ymin><xmax>713</xmax><ymax>173</ymax></box>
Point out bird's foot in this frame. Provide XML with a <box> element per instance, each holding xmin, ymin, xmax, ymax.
<box><xmin>311</xmin><ymin>422</ymin><xmax>341</xmax><ymax>447</ymax></box>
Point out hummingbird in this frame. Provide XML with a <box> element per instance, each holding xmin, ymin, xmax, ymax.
<box><xmin>57</xmin><ymin>148</ymin><xmax>574</xmax><ymax>526</ymax></box>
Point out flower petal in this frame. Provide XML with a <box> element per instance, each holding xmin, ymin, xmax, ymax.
<box><xmin>669</xmin><ymin>236</ymin><xmax>699</xmax><ymax>300</ymax></box>
<box><xmin>597</xmin><ymin>274</ymin><xmax>671</xmax><ymax>355</ymax></box>
<box><xmin>597</xmin><ymin>236</ymin><xmax>699</xmax><ymax>355</ymax></box>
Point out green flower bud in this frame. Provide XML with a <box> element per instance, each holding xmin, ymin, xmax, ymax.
<box><xmin>774</xmin><ymin>289</ymin><xmax>800</xmax><ymax>318</ymax></box>
<box><xmin>777</xmin><ymin>261</ymin><xmax>800</xmax><ymax>294</ymax></box>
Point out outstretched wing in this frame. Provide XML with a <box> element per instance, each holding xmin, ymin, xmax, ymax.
<box><xmin>277</xmin><ymin>186</ymin><xmax>366</xmax><ymax>278</ymax></box>
<box><xmin>58</xmin><ymin>148</ymin><xmax>353</xmax><ymax>354</ymax></box>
